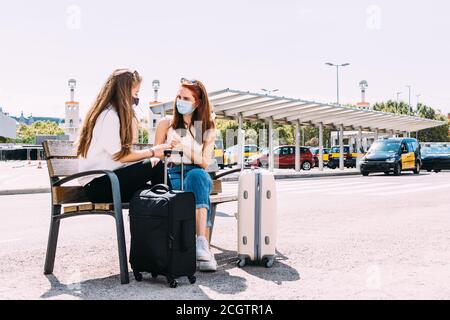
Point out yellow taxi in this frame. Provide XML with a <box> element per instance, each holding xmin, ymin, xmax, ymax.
<box><xmin>360</xmin><ymin>138</ymin><xmax>421</xmax><ymax>176</ymax></box>
<box><xmin>327</xmin><ymin>145</ymin><xmax>362</xmax><ymax>169</ymax></box>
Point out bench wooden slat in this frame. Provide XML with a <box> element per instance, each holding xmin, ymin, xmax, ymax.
<box><xmin>210</xmin><ymin>194</ymin><xmax>238</xmax><ymax>204</ymax></box>
<box><xmin>78</xmin><ymin>203</ymin><xmax>95</xmax><ymax>211</ymax></box>
<box><xmin>53</xmin><ymin>186</ymin><xmax>89</xmax><ymax>204</ymax></box>
<box><xmin>63</xmin><ymin>205</ymin><xmax>79</xmax><ymax>214</ymax></box>
<box><xmin>63</xmin><ymin>203</ymin><xmax>125</xmax><ymax>214</ymax></box>
<box><xmin>47</xmin><ymin>158</ymin><xmax>79</xmax><ymax>177</ymax></box>
<box><xmin>43</xmin><ymin>140</ymin><xmax>77</xmax><ymax>158</ymax></box>
<box><xmin>211</xmin><ymin>180</ymin><xmax>222</xmax><ymax>195</ymax></box>
<box><xmin>95</xmin><ymin>203</ymin><xmax>113</xmax><ymax>211</ymax></box>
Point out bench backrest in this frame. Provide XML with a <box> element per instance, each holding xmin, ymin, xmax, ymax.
<box><xmin>42</xmin><ymin>140</ymin><xmax>78</xmax><ymax>178</ymax></box>
<box><xmin>42</xmin><ymin>140</ymin><xmax>222</xmax><ymax>198</ymax></box>
<box><xmin>42</xmin><ymin>141</ymin><xmax>154</xmax><ymax>178</ymax></box>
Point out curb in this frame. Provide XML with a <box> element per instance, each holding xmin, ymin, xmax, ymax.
<box><xmin>0</xmin><ymin>171</ymin><xmax>361</xmax><ymax>195</ymax></box>
<box><xmin>0</xmin><ymin>188</ymin><xmax>50</xmax><ymax>196</ymax></box>
<box><xmin>222</xmin><ymin>171</ymin><xmax>360</xmax><ymax>182</ymax></box>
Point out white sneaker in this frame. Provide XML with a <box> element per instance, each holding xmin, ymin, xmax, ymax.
<box><xmin>198</xmin><ymin>254</ymin><xmax>217</xmax><ymax>272</ymax></box>
<box><xmin>196</xmin><ymin>236</ymin><xmax>211</xmax><ymax>261</ymax></box>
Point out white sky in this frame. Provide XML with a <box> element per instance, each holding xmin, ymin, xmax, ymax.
<box><xmin>1</xmin><ymin>0</ymin><xmax>449</xmax><ymax>121</ymax></box>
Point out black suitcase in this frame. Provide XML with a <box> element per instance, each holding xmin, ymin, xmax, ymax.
<box><xmin>129</xmin><ymin>150</ymin><xmax>197</xmax><ymax>288</ymax></box>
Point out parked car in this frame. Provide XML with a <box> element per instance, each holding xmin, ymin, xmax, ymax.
<box><xmin>420</xmin><ymin>143</ymin><xmax>450</xmax><ymax>173</ymax></box>
<box><xmin>248</xmin><ymin>145</ymin><xmax>315</xmax><ymax>170</ymax></box>
<box><xmin>224</xmin><ymin>145</ymin><xmax>239</xmax><ymax>168</ymax></box>
<box><xmin>244</xmin><ymin>144</ymin><xmax>260</xmax><ymax>162</ymax></box>
<box><xmin>310</xmin><ymin>147</ymin><xmax>330</xmax><ymax>167</ymax></box>
<box><xmin>360</xmin><ymin>138</ymin><xmax>421</xmax><ymax>176</ymax></box>
<box><xmin>214</xmin><ymin>139</ymin><xmax>225</xmax><ymax>169</ymax></box>
<box><xmin>327</xmin><ymin>145</ymin><xmax>359</xmax><ymax>169</ymax></box>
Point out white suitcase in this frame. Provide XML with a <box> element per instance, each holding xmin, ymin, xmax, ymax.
<box><xmin>237</xmin><ymin>169</ymin><xmax>277</xmax><ymax>268</ymax></box>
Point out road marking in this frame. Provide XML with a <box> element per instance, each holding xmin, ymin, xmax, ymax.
<box><xmin>370</xmin><ymin>182</ymin><xmax>450</xmax><ymax>196</ymax></box>
<box><xmin>276</xmin><ymin>181</ymin><xmax>394</xmax><ymax>192</ymax></box>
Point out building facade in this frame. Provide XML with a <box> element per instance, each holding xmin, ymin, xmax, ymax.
<box><xmin>0</xmin><ymin>108</ymin><xmax>17</xmax><ymax>139</ymax></box>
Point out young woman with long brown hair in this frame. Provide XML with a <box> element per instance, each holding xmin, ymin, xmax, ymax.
<box><xmin>155</xmin><ymin>78</ymin><xmax>217</xmax><ymax>272</ymax></box>
<box><xmin>77</xmin><ymin>69</ymin><xmax>173</xmax><ymax>203</ymax></box>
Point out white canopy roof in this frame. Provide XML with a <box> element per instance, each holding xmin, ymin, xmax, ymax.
<box><xmin>149</xmin><ymin>88</ymin><xmax>445</xmax><ymax>133</ymax></box>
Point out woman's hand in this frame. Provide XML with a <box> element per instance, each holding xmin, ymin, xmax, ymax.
<box><xmin>151</xmin><ymin>144</ymin><xmax>173</xmax><ymax>159</ymax></box>
<box><xmin>170</xmin><ymin>133</ymin><xmax>181</xmax><ymax>149</ymax></box>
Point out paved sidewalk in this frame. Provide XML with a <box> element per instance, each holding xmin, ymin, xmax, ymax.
<box><xmin>0</xmin><ymin>161</ymin><xmax>359</xmax><ymax>195</ymax></box>
<box><xmin>1</xmin><ymin>173</ymin><xmax>450</xmax><ymax>299</ymax></box>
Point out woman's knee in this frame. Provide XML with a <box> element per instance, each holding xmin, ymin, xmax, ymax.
<box><xmin>185</xmin><ymin>169</ymin><xmax>211</xmax><ymax>187</ymax></box>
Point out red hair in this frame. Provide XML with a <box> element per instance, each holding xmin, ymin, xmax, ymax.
<box><xmin>171</xmin><ymin>79</ymin><xmax>215</xmax><ymax>143</ymax></box>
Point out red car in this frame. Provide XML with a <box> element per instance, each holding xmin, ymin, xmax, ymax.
<box><xmin>248</xmin><ymin>145</ymin><xmax>315</xmax><ymax>170</ymax></box>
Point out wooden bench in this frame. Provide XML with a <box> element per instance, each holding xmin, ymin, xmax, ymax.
<box><xmin>42</xmin><ymin>140</ymin><xmax>238</xmax><ymax>285</ymax></box>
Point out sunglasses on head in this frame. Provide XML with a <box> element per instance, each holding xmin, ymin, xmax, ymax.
<box><xmin>180</xmin><ymin>78</ymin><xmax>198</xmax><ymax>85</ymax></box>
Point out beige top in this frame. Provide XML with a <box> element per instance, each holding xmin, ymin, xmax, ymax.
<box><xmin>164</xmin><ymin>117</ymin><xmax>215</xmax><ymax>167</ymax></box>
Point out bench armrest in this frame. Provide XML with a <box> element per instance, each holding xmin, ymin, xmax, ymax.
<box><xmin>53</xmin><ymin>170</ymin><xmax>122</xmax><ymax>210</ymax></box>
<box><xmin>214</xmin><ymin>168</ymin><xmax>242</xmax><ymax>180</ymax></box>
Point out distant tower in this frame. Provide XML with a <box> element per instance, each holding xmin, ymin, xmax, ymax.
<box><xmin>357</xmin><ymin>80</ymin><xmax>370</xmax><ymax>109</ymax></box>
<box><xmin>65</xmin><ymin>79</ymin><xmax>80</xmax><ymax>141</ymax></box>
<box><xmin>148</xmin><ymin>80</ymin><xmax>162</xmax><ymax>145</ymax></box>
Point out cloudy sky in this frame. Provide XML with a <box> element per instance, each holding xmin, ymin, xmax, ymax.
<box><xmin>1</xmin><ymin>0</ymin><xmax>449</xmax><ymax>120</ymax></box>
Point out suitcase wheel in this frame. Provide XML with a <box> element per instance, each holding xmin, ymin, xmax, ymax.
<box><xmin>263</xmin><ymin>257</ymin><xmax>275</xmax><ymax>268</ymax></box>
<box><xmin>133</xmin><ymin>271</ymin><xmax>143</xmax><ymax>282</ymax></box>
<box><xmin>188</xmin><ymin>275</ymin><xmax>197</xmax><ymax>284</ymax></box>
<box><xmin>237</xmin><ymin>258</ymin><xmax>246</xmax><ymax>268</ymax></box>
<box><xmin>151</xmin><ymin>273</ymin><xmax>158</xmax><ymax>279</ymax></box>
<box><xmin>168</xmin><ymin>278</ymin><xmax>178</xmax><ymax>288</ymax></box>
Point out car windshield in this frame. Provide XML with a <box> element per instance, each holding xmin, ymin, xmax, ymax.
<box><xmin>370</xmin><ymin>141</ymin><xmax>400</xmax><ymax>153</ymax></box>
<box><xmin>215</xmin><ymin>140</ymin><xmax>223</xmax><ymax>149</ymax></box>
<box><xmin>330</xmin><ymin>147</ymin><xmax>350</xmax><ymax>153</ymax></box>
<box><xmin>422</xmin><ymin>145</ymin><xmax>450</xmax><ymax>154</ymax></box>
<box><xmin>245</xmin><ymin>145</ymin><xmax>258</xmax><ymax>153</ymax></box>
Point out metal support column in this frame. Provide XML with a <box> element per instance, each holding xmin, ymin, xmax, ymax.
<box><xmin>319</xmin><ymin>122</ymin><xmax>324</xmax><ymax>171</ymax></box>
<box><xmin>269</xmin><ymin>118</ymin><xmax>274</xmax><ymax>172</ymax></box>
<box><xmin>356</xmin><ymin>127</ymin><xmax>362</xmax><ymax>170</ymax></box>
<box><xmin>238</xmin><ymin>114</ymin><xmax>244</xmax><ymax>170</ymax></box>
<box><xmin>295</xmin><ymin>121</ymin><xmax>300</xmax><ymax>172</ymax></box>
<box><xmin>339</xmin><ymin>125</ymin><xmax>344</xmax><ymax>170</ymax></box>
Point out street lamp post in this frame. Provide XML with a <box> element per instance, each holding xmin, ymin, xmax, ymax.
<box><xmin>325</xmin><ymin>62</ymin><xmax>350</xmax><ymax>105</ymax></box>
<box><xmin>326</xmin><ymin>62</ymin><xmax>350</xmax><ymax>145</ymax></box>
<box><xmin>396</xmin><ymin>92</ymin><xmax>402</xmax><ymax>104</ymax></box>
<box><xmin>406</xmin><ymin>85</ymin><xmax>412</xmax><ymax>115</ymax></box>
<box><xmin>416</xmin><ymin>94</ymin><xmax>421</xmax><ymax>114</ymax></box>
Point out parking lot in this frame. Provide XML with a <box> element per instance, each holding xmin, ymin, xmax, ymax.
<box><xmin>1</xmin><ymin>171</ymin><xmax>450</xmax><ymax>299</ymax></box>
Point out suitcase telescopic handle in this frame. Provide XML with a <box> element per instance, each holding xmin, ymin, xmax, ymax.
<box><xmin>164</xmin><ymin>149</ymin><xmax>184</xmax><ymax>190</ymax></box>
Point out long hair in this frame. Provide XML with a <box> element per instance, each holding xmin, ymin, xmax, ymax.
<box><xmin>171</xmin><ymin>79</ymin><xmax>215</xmax><ymax>143</ymax></box>
<box><xmin>77</xmin><ymin>69</ymin><xmax>142</xmax><ymax>160</ymax></box>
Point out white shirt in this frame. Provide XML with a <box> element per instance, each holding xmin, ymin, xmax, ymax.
<box><xmin>164</xmin><ymin>116</ymin><xmax>215</xmax><ymax>166</ymax></box>
<box><xmin>78</xmin><ymin>106</ymin><xmax>126</xmax><ymax>186</ymax></box>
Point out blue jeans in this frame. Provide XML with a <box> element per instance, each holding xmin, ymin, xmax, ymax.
<box><xmin>168</xmin><ymin>165</ymin><xmax>213</xmax><ymax>227</ymax></box>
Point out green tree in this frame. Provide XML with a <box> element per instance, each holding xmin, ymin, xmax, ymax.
<box><xmin>138</xmin><ymin>126</ymin><xmax>149</xmax><ymax>144</ymax></box>
<box><xmin>16</xmin><ymin>121</ymin><xmax>65</xmax><ymax>144</ymax></box>
<box><xmin>373</xmin><ymin>101</ymin><xmax>449</xmax><ymax>142</ymax></box>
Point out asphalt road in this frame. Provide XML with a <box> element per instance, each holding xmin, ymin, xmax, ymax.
<box><xmin>1</xmin><ymin>171</ymin><xmax>450</xmax><ymax>299</ymax></box>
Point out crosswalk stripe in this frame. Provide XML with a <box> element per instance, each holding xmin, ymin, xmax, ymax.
<box><xmin>275</xmin><ymin>185</ymin><xmax>399</xmax><ymax>195</ymax></box>
<box><xmin>370</xmin><ymin>182</ymin><xmax>450</xmax><ymax>196</ymax></box>
<box><xmin>331</xmin><ymin>183</ymin><xmax>425</xmax><ymax>195</ymax></box>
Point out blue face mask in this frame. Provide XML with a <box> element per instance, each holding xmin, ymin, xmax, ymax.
<box><xmin>176</xmin><ymin>99</ymin><xmax>194</xmax><ymax>115</ymax></box>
